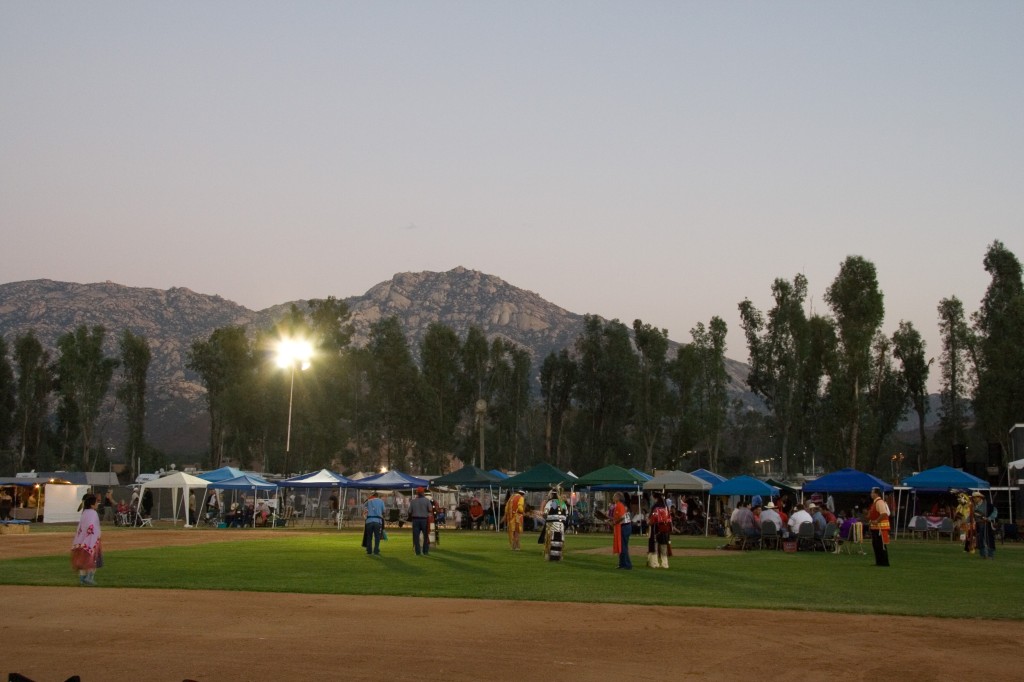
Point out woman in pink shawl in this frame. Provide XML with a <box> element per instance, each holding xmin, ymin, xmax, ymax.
<box><xmin>71</xmin><ymin>493</ymin><xmax>102</xmax><ymax>586</ymax></box>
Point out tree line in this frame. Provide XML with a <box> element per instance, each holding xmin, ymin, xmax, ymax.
<box><xmin>0</xmin><ymin>240</ymin><xmax>1020</xmax><ymax>480</ymax></box>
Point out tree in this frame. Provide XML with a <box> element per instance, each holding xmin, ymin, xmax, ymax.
<box><xmin>0</xmin><ymin>337</ymin><xmax>16</xmax><ymax>455</ymax></box>
<box><xmin>486</xmin><ymin>338</ymin><xmax>532</xmax><ymax>471</ymax></box>
<box><xmin>690</xmin><ymin>317</ymin><xmax>729</xmax><ymax>471</ymax></box>
<box><xmin>420</xmin><ymin>322</ymin><xmax>463</xmax><ymax>468</ymax></box>
<box><xmin>861</xmin><ymin>332</ymin><xmax>909</xmax><ymax>473</ymax></box>
<box><xmin>117</xmin><ymin>330</ymin><xmax>151</xmax><ymax>477</ymax></box>
<box><xmin>632</xmin><ymin>319</ymin><xmax>670</xmax><ymax>472</ymax></box>
<box><xmin>55</xmin><ymin>325</ymin><xmax>119</xmax><ymax>469</ymax></box>
<box><xmin>571</xmin><ymin>316</ymin><xmax>637</xmax><ymax>471</ymax></box>
<box><xmin>187</xmin><ymin>326</ymin><xmax>258</xmax><ymax>469</ymax></box>
<box><xmin>971</xmin><ymin>240</ymin><xmax>1024</xmax><ymax>458</ymax></box>
<box><xmin>824</xmin><ymin>256</ymin><xmax>885</xmax><ymax>468</ymax></box>
<box><xmin>539</xmin><ymin>349</ymin><xmax>576</xmax><ymax>471</ymax></box>
<box><xmin>937</xmin><ymin>296</ymin><xmax>973</xmax><ymax>456</ymax></box>
<box><xmin>891</xmin><ymin>320</ymin><xmax>930</xmax><ymax>470</ymax></box>
<box><xmin>738</xmin><ymin>274</ymin><xmax>817</xmax><ymax>476</ymax></box>
<box><xmin>12</xmin><ymin>332</ymin><xmax>52</xmax><ymax>470</ymax></box>
<box><xmin>365</xmin><ymin>317</ymin><xmax>424</xmax><ymax>470</ymax></box>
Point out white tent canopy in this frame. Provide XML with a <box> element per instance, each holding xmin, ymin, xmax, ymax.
<box><xmin>139</xmin><ymin>471</ymin><xmax>210</xmax><ymax>526</ymax></box>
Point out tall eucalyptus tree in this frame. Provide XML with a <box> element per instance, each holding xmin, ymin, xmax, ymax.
<box><xmin>117</xmin><ymin>330</ymin><xmax>151</xmax><ymax>477</ymax></box>
<box><xmin>824</xmin><ymin>256</ymin><xmax>885</xmax><ymax>469</ymax></box>
<box><xmin>12</xmin><ymin>332</ymin><xmax>52</xmax><ymax>470</ymax></box>
<box><xmin>55</xmin><ymin>325</ymin><xmax>119</xmax><ymax>469</ymax></box>
<box><xmin>891</xmin><ymin>320</ymin><xmax>930</xmax><ymax>470</ymax></box>
<box><xmin>971</xmin><ymin>240</ymin><xmax>1024</xmax><ymax>457</ymax></box>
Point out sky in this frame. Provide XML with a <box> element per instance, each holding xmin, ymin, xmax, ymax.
<box><xmin>2</xmin><ymin>2</ymin><xmax>1022</xmax><ymax>390</ymax></box>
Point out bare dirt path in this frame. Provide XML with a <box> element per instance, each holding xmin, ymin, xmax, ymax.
<box><xmin>3</xmin><ymin>530</ymin><xmax>1022</xmax><ymax>681</ymax></box>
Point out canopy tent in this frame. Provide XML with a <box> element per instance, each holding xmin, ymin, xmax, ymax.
<box><xmin>1009</xmin><ymin>458</ymin><xmax>1024</xmax><ymax>473</ymax></box>
<box><xmin>432</xmin><ymin>465</ymin><xmax>503</xmax><ymax>487</ymax></box>
<box><xmin>628</xmin><ymin>468</ymin><xmax>653</xmax><ymax>481</ymax></box>
<box><xmin>278</xmin><ymin>469</ymin><xmax>354</xmax><ymax>528</ymax></box>
<box><xmin>197</xmin><ymin>466</ymin><xmax>244</xmax><ymax>483</ymax></box>
<box><xmin>348</xmin><ymin>470</ymin><xmax>430</xmax><ymax>490</ymax></box>
<box><xmin>642</xmin><ymin>470</ymin><xmax>711</xmax><ymax>492</ymax></box>
<box><xmin>690</xmin><ymin>468</ymin><xmax>728</xmax><ymax>486</ymax></box>
<box><xmin>576</xmin><ymin>465</ymin><xmax>649</xmax><ymax>489</ymax></box>
<box><xmin>899</xmin><ymin>465</ymin><xmax>992</xmax><ymax>538</ymax></box>
<box><xmin>139</xmin><ymin>471</ymin><xmax>210</xmax><ymax>526</ymax></box>
<box><xmin>902</xmin><ymin>465</ymin><xmax>990</xmax><ymax>492</ymax></box>
<box><xmin>708</xmin><ymin>476</ymin><xmax>780</xmax><ymax>536</ymax></box>
<box><xmin>208</xmin><ymin>474</ymin><xmax>277</xmax><ymax>528</ymax></box>
<box><xmin>502</xmin><ymin>462</ymin><xmax>576</xmax><ymax>491</ymax></box>
<box><xmin>278</xmin><ymin>469</ymin><xmax>353</xmax><ymax>487</ymax></box>
<box><xmin>709</xmin><ymin>475</ymin><xmax>779</xmax><ymax>497</ymax></box>
<box><xmin>765</xmin><ymin>478</ymin><xmax>801</xmax><ymax>497</ymax></box>
<box><xmin>432</xmin><ymin>465</ymin><xmax>505</xmax><ymax>532</ymax></box>
<box><xmin>803</xmin><ymin>468</ymin><xmax>893</xmax><ymax>494</ymax></box>
<box><xmin>488</xmin><ymin>469</ymin><xmax>509</xmax><ymax>480</ymax></box>
<box><xmin>32</xmin><ymin>471</ymin><xmax>119</xmax><ymax>486</ymax></box>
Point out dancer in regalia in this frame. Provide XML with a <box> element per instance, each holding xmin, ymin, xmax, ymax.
<box><xmin>504</xmin><ymin>489</ymin><xmax>525</xmax><ymax>551</ymax></box>
<box><xmin>542</xmin><ymin>489</ymin><xmax>568</xmax><ymax>561</ymax></box>
<box><xmin>868</xmin><ymin>487</ymin><xmax>890</xmax><ymax>567</ymax></box>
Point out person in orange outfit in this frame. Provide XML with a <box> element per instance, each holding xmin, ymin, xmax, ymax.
<box><xmin>611</xmin><ymin>492</ymin><xmax>632</xmax><ymax>570</ymax></box>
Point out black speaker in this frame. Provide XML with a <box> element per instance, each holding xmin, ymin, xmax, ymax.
<box><xmin>952</xmin><ymin>443</ymin><xmax>967</xmax><ymax>469</ymax></box>
<box><xmin>988</xmin><ymin>442</ymin><xmax>1003</xmax><ymax>468</ymax></box>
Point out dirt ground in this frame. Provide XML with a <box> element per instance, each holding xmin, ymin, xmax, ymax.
<box><xmin>2</xmin><ymin>531</ymin><xmax>1022</xmax><ymax>682</ymax></box>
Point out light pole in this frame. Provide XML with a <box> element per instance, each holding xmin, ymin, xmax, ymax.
<box><xmin>475</xmin><ymin>399</ymin><xmax>487</xmax><ymax>470</ymax></box>
<box><xmin>276</xmin><ymin>338</ymin><xmax>313</xmax><ymax>476</ymax></box>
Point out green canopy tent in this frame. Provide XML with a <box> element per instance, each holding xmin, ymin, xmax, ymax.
<box><xmin>502</xmin><ymin>462</ymin><xmax>576</xmax><ymax>491</ymax></box>
<box><xmin>432</xmin><ymin>465</ymin><xmax>503</xmax><ymax>532</ymax></box>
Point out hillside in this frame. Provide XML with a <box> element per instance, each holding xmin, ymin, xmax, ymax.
<box><xmin>0</xmin><ymin>268</ymin><xmax>752</xmax><ymax>456</ymax></box>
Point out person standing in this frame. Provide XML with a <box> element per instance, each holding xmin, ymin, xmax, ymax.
<box><xmin>611</xmin><ymin>492</ymin><xmax>632</xmax><ymax>570</ymax></box>
<box><xmin>972</xmin><ymin>491</ymin><xmax>998</xmax><ymax>559</ymax></box>
<box><xmin>543</xmin><ymin>490</ymin><xmax>569</xmax><ymax>561</ymax></box>
<box><xmin>71</xmin><ymin>493</ymin><xmax>103</xmax><ymax>586</ymax></box>
<box><xmin>868</xmin><ymin>487</ymin><xmax>891</xmax><ymax>567</ymax></box>
<box><xmin>363</xmin><ymin>491</ymin><xmax>385</xmax><ymax>556</ymax></box>
<box><xmin>0</xmin><ymin>487</ymin><xmax>12</xmax><ymax>520</ymax></box>
<box><xmin>504</xmin><ymin>489</ymin><xmax>525</xmax><ymax>551</ymax></box>
<box><xmin>188</xmin><ymin>490</ymin><xmax>197</xmax><ymax>526</ymax></box>
<box><xmin>647</xmin><ymin>492</ymin><xmax>672</xmax><ymax>569</ymax></box>
<box><xmin>409</xmin><ymin>487</ymin><xmax>432</xmax><ymax>556</ymax></box>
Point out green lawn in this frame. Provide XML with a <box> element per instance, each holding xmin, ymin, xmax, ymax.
<box><xmin>4</xmin><ymin>528</ymin><xmax>1021</xmax><ymax>619</ymax></box>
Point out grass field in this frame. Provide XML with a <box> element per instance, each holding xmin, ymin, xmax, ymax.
<box><xmin>4</xmin><ymin>526</ymin><xmax>1021</xmax><ymax>619</ymax></box>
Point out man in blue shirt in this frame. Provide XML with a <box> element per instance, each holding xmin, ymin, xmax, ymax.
<box><xmin>363</xmin><ymin>491</ymin><xmax>386</xmax><ymax>555</ymax></box>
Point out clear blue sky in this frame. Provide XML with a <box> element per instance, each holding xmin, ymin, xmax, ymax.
<box><xmin>2</xmin><ymin>2</ymin><xmax>1021</xmax><ymax>387</ymax></box>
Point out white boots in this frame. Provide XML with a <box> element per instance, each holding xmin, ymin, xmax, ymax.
<box><xmin>648</xmin><ymin>546</ymin><xmax>670</xmax><ymax>569</ymax></box>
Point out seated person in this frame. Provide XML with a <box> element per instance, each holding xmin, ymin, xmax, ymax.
<box><xmin>468</xmin><ymin>498</ymin><xmax>485</xmax><ymax>529</ymax></box>
<box><xmin>787</xmin><ymin>504</ymin><xmax>813</xmax><ymax>538</ymax></box>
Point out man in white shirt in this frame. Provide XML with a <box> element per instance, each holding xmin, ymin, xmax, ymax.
<box><xmin>788</xmin><ymin>504</ymin><xmax>813</xmax><ymax>537</ymax></box>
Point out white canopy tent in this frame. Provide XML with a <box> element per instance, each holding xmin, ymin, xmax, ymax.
<box><xmin>138</xmin><ymin>471</ymin><xmax>211</xmax><ymax>526</ymax></box>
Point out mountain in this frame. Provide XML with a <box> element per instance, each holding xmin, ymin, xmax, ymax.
<box><xmin>0</xmin><ymin>268</ymin><xmax>752</xmax><ymax>457</ymax></box>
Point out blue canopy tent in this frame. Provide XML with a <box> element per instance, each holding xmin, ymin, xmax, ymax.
<box><xmin>709</xmin><ymin>475</ymin><xmax>779</xmax><ymax>497</ymax></box>
<box><xmin>803</xmin><ymin>468</ymin><xmax>893</xmax><ymax>494</ymax></box>
<box><xmin>899</xmin><ymin>465</ymin><xmax>992</xmax><ymax>537</ymax></box>
<box><xmin>348</xmin><ymin>470</ymin><xmax>431</xmax><ymax>490</ymax></box>
<box><xmin>197</xmin><ymin>466</ymin><xmax>244</xmax><ymax>483</ymax></box>
<box><xmin>902</xmin><ymin>465</ymin><xmax>990</xmax><ymax>492</ymax></box>
<box><xmin>208</xmin><ymin>474</ymin><xmax>276</xmax><ymax>528</ymax></box>
<box><xmin>709</xmin><ymin>476</ymin><xmax>780</xmax><ymax>536</ymax></box>
<box><xmin>690</xmin><ymin>468</ymin><xmax>728</xmax><ymax>486</ymax></box>
<box><xmin>488</xmin><ymin>469</ymin><xmax>509</xmax><ymax>480</ymax></box>
<box><xmin>278</xmin><ymin>469</ymin><xmax>355</xmax><ymax>528</ymax></box>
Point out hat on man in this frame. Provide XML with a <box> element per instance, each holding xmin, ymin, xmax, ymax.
<box><xmin>807</xmin><ymin>502</ymin><xmax>817</xmax><ymax>510</ymax></box>
<box><xmin>764</xmin><ymin>501</ymin><xmax>776</xmax><ymax>509</ymax></box>
<box><xmin>971</xmin><ymin>491</ymin><xmax>984</xmax><ymax>498</ymax></box>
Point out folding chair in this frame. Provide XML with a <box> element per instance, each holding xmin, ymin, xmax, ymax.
<box><xmin>821</xmin><ymin>523</ymin><xmax>839</xmax><ymax>553</ymax></box>
<box><xmin>840</xmin><ymin>521</ymin><xmax>865</xmax><ymax>555</ymax></box>
<box><xmin>760</xmin><ymin>521</ymin><xmax>780</xmax><ymax>550</ymax></box>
